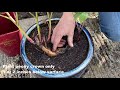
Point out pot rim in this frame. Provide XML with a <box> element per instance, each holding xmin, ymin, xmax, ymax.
<box><xmin>20</xmin><ymin>18</ymin><xmax>94</xmax><ymax>78</ymax></box>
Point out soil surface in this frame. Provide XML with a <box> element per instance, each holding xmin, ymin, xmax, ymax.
<box><xmin>25</xmin><ymin>20</ymin><xmax>89</xmax><ymax>73</ymax></box>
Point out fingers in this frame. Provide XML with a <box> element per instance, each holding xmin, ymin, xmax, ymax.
<box><xmin>51</xmin><ymin>33</ymin><xmax>62</xmax><ymax>51</ymax></box>
<box><xmin>51</xmin><ymin>31</ymin><xmax>55</xmax><ymax>44</ymax></box>
<box><xmin>57</xmin><ymin>39</ymin><xmax>66</xmax><ymax>47</ymax></box>
<box><xmin>68</xmin><ymin>32</ymin><xmax>74</xmax><ymax>47</ymax></box>
<box><xmin>51</xmin><ymin>29</ymin><xmax>74</xmax><ymax>51</ymax></box>
<box><xmin>52</xmin><ymin>32</ymin><xmax>74</xmax><ymax>51</ymax></box>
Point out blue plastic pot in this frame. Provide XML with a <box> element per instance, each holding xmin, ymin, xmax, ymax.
<box><xmin>20</xmin><ymin>18</ymin><xmax>94</xmax><ymax>78</ymax></box>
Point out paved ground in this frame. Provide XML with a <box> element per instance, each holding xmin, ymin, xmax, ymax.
<box><xmin>0</xmin><ymin>16</ymin><xmax>120</xmax><ymax>78</ymax></box>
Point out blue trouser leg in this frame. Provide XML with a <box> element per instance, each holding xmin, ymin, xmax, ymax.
<box><xmin>99</xmin><ymin>12</ymin><xmax>120</xmax><ymax>42</ymax></box>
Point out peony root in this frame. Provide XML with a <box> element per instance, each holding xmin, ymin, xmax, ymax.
<box><xmin>41</xmin><ymin>45</ymin><xmax>57</xmax><ymax>57</ymax></box>
<box><xmin>35</xmin><ymin>35</ymin><xmax>57</xmax><ymax>57</ymax></box>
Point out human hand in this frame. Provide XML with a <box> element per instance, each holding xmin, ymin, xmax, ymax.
<box><xmin>51</xmin><ymin>12</ymin><xmax>75</xmax><ymax>51</ymax></box>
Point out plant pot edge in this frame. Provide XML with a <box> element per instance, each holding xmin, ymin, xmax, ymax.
<box><xmin>20</xmin><ymin>18</ymin><xmax>94</xmax><ymax>78</ymax></box>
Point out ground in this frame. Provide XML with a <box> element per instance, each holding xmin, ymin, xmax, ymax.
<box><xmin>0</xmin><ymin>12</ymin><xmax>120</xmax><ymax>78</ymax></box>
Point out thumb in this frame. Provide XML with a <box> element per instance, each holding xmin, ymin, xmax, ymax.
<box><xmin>68</xmin><ymin>33</ymin><xmax>74</xmax><ymax>47</ymax></box>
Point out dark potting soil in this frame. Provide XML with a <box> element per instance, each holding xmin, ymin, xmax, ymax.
<box><xmin>25</xmin><ymin>20</ymin><xmax>89</xmax><ymax>73</ymax></box>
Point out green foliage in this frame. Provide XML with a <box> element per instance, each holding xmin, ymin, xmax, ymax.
<box><xmin>74</xmin><ymin>12</ymin><xmax>89</xmax><ymax>23</ymax></box>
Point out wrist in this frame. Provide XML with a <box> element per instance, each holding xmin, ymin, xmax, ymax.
<box><xmin>62</xmin><ymin>12</ymin><xmax>75</xmax><ymax>21</ymax></box>
<box><xmin>63</xmin><ymin>12</ymin><xmax>74</xmax><ymax>16</ymax></box>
